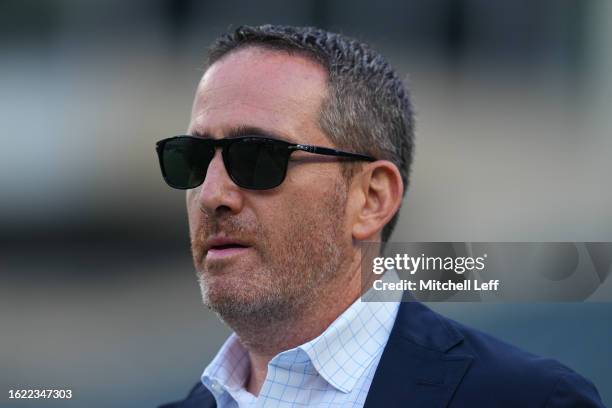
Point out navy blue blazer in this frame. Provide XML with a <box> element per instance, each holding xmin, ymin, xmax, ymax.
<box><xmin>160</xmin><ymin>300</ymin><xmax>605</xmax><ymax>407</ymax></box>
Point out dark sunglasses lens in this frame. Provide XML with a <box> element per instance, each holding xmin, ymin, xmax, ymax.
<box><xmin>227</xmin><ymin>139</ymin><xmax>290</xmax><ymax>189</ymax></box>
<box><xmin>161</xmin><ymin>138</ymin><xmax>213</xmax><ymax>189</ymax></box>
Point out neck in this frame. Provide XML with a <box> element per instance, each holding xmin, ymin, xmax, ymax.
<box><xmin>232</xmin><ymin>256</ymin><xmax>363</xmax><ymax>396</ymax></box>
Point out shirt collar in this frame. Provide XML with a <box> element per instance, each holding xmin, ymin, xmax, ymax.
<box><xmin>202</xmin><ymin>292</ymin><xmax>400</xmax><ymax>396</ymax></box>
<box><xmin>298</xmin><ymin>297</ymin><xmax>399</xmax><ymax>393</ymax></box>
<box><xmin>201</xmin><ymin>332</ymin><xmax>250</xmax><ymax>397</ymax></box>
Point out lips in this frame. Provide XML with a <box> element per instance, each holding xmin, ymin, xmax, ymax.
<box><xmin>205</xmin><ymin>236</ymin><xmax>249</xmax><ymax>251</ymax></box>
<box><xmin>204</xmin><ymin>236</ymin><xmax>251</xmax><ymax>261</ymax></box>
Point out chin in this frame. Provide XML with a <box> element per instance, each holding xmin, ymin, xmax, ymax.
<box><xmin>199</xmin><ymin>270</ymin><xmax>260</xmax><ymax>304</ymax></box>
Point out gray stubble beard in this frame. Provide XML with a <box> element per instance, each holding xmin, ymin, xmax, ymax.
<box><xmin>195</xmin><ymin>180</ymin><xmax>350</xmax><ymax>336</ymax></box>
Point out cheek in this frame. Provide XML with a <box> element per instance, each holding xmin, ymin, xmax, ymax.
<box><xmin>251</xmin><ymin>193</ymin><xmax>306</xmax><ymax>253</ymax></box>
<box><xmin>264</xmin><ymin>182</ymin><xmax>346</xmax><ymax>240</ymax></box>
<box><xmin>185</xmin><ymin>189</ymin><xmax>201</xmax><ymax>237</ymax></box>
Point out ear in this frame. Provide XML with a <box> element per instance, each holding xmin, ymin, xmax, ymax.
<box><xmin>349</xmin><ymin>161</ymin><xmax>404</xmax><ymax>241</ymax></box>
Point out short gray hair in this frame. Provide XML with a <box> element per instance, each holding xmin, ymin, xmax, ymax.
<box><xmin>206</xmin><ymin>25</ymin><xmax>415</xmax><ymax>242</ymax></box>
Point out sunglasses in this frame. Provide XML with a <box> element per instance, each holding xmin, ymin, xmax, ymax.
<box><xmin>156</xmin><ymin>135</ymin><xmax>376</xmax><ymax>190</ymax></box>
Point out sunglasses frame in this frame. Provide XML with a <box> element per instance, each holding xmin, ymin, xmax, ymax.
<box><xmin>156</xmin><ymin>135</ymin><xmax>377</xmax><ymax>190</ymax></box>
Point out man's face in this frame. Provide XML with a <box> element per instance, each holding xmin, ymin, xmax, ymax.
<box><xmin>186</xmin><ymin>47</ymin><xmax>354</xmax><ymax>324</ymax></box>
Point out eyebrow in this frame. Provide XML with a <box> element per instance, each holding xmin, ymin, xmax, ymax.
<box><xmin>189</xmin><ymin>125</ymin><xmax>297</xmax><ymax>143</ymax></box>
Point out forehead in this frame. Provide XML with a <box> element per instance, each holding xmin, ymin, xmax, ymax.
<box><xmin>189</xmin><ymin>47</ymin><xmax>329</xmax><ymax>144</ymax></box>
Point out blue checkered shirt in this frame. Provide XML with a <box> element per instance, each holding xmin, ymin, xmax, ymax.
<box><xmin>201</xmin><ymin>298</ymin><xmax>400</xmax><ymax>407</ymax></box>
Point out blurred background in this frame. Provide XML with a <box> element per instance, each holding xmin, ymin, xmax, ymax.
<box><xmin>1</xmin><ymin>0</ymin><xmax>611</xmax><ymax>406</ymax></box>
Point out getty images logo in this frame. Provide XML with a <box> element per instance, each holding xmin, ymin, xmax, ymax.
<box><xmin>372</xmin><ymin>253</ymin><xmax>487</xmax><ymax>275</ymax></box>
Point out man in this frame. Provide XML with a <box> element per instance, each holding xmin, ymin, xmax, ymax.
<box><xmin>157</xmin><ymin>25</ymin><xmax>604</xmax><ymax>407</ymax></box>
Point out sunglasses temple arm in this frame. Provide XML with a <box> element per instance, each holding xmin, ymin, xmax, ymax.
<box><xmin>292</xmin><ymin>144</ymin><xmax>376</xmax><ymax>162</ymax></box>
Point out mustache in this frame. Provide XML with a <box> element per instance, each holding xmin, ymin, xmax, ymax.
<box><xmin>192</xmin><ymin>209</ymin><xmax>263</xmax><ymax>262</ymax></box>
<box><xmin>196</xmin><ymin>207</ymin><xmax>255</xmax><ymax>237</ymax></box>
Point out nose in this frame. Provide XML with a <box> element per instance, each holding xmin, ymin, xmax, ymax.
<box><xmin>196</xmin><ymin>149</ymin><xmax>244</xmax><ymax>215</ymax></box>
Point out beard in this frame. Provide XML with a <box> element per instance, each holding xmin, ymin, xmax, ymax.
<box><xmin>191</xmin><ymin>179</ymin><xmax>350</xmax><ymax>329</ymax></box>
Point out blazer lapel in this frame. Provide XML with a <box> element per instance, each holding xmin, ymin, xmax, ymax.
<box><xmin>363</xmin><ymin>300</ymin><xmax>473</xmax><ymax>408</ymax></box>
<box><xmin>180</xmin><ymin>390</ymin><xmax>216</xmax><ymax>408</ymax></box>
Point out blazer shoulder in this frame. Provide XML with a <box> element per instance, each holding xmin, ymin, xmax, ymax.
<box><xmin>442</xmin><ymin>315</ymin><xmax>605</xmax><ymax>407</ymax></box>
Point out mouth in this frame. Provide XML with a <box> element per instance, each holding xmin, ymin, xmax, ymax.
<box><xmin>205</xmin><ymin>237</ymin><xmax>252</xmax><ymax>261</ymax></box>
